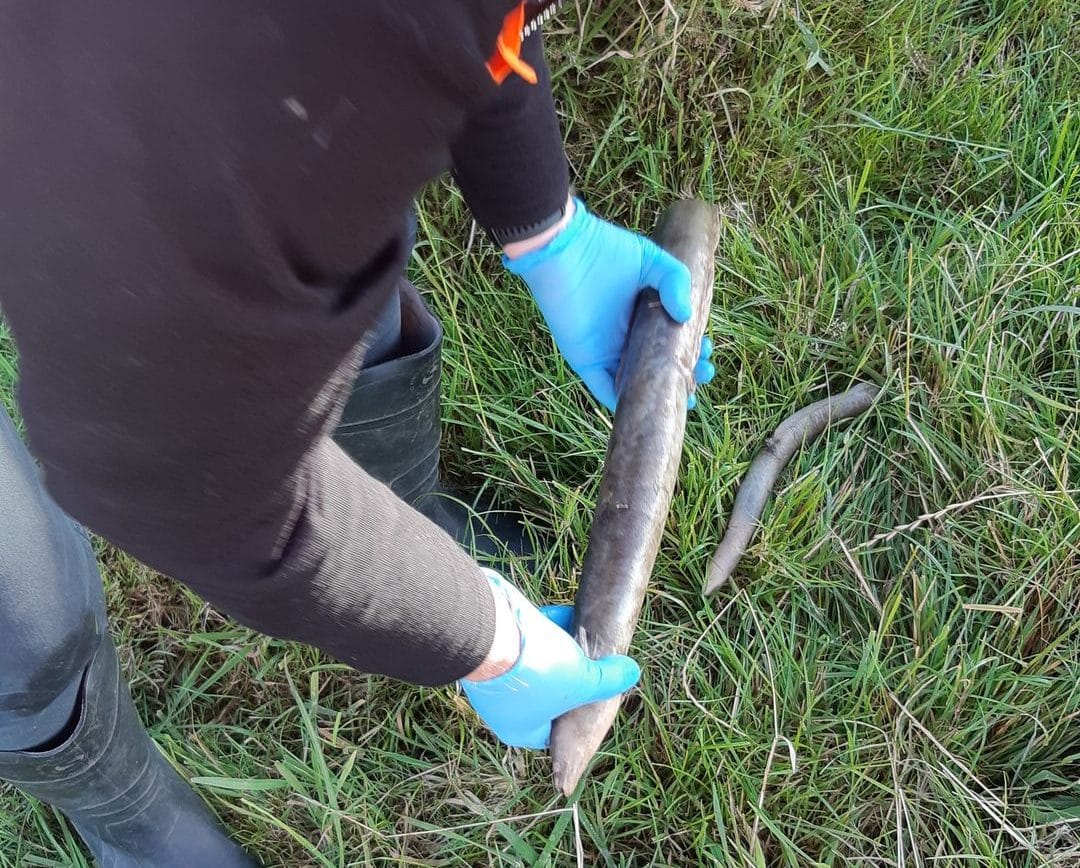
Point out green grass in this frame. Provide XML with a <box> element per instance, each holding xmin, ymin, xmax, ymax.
<box><xmin>2</xmin><ymin>0</ymin><xmax>1079</xmax><ymax>864</ymax></box>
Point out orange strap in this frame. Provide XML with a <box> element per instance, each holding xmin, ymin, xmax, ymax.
<box><xmin>486</xmin><ymin>3</ymin><xmax>539</xmax><ymax>85</ymax></box>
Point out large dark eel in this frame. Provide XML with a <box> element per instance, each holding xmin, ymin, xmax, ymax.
<box><xmin>549</xmin><ymin>200</ymin><xmax>720</xmax><ymax>796</ymax></box>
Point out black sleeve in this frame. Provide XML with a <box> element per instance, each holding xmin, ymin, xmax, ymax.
<box><xmin>451</xmin><ymin>31</ymin><xmax>572</xmax><ymax>245</ymax></box>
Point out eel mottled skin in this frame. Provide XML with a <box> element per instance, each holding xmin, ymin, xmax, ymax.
<box><xmin>549</xmin><ymin>200</ymin><xmax>720</xmax><ymax>796</ymax></box>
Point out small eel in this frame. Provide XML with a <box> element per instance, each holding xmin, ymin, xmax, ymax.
<box><xmin>549</xmin><ymin>200</ymin><xmax>721</xmax><ymax>796</ymax></box>
<box><xmin>704</xmin><ymin>382</ymin><xmax>881</xmax><ymax>596</ymax></box>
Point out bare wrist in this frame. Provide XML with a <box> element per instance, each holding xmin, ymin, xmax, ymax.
<box><xmin>502</xmin><ymin>195</ymin><xmax>575</xmax><ymax>260</ymax></box>
<box><xmin>463</xmin><ymin>575</ymin><xmax>522</xmax><ymax>682</ymax></box>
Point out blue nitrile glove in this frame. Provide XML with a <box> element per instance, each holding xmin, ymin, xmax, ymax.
<box><xmin>503</xmin><ymin>198</ymin><xmax>716</xmax><ymax>412</ymax></box>
<box><xmin>460</xmin><ymin>569</ymin><xmax>641</xmax><ymax>749</ymax></box>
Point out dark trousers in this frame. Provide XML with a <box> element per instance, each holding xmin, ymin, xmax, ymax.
<box><xmin>0</xmin><ymin>406</ymin><xmax>105</xmax><ymax>751</ymax></box>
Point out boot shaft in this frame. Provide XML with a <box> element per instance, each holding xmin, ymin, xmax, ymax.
<box><xmin>0</xmin><ymin>635</ymin><xmax>259</xmax><ymax>867</ymax></box>
<box><xmin>334</xmin><ymin>280</ymin><xmax>443</xmax><ymax>504</ymax></box>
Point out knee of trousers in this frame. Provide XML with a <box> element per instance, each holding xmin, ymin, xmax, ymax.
<box><xmin>0</xmin><ymin>410</ymin><xmax>105</xmax><ymax>744</ymax></box>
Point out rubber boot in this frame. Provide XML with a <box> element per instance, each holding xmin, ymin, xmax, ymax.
<box><xmin>334</xmin><ymin>281</ymin><xmax>536</xmax><ymax>563</ymax></box>
<box><xmin>0</xmin><ymin>634</ymin><xmax>260</xmax><ymax>868</ymax></box>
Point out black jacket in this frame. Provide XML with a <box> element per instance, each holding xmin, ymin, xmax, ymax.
<box><xmin>0</xmin><ymin>2</ymin><xmax>570</xmax><ymax>685</ymax></box>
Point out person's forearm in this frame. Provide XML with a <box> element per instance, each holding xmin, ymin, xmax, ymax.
<box><xmin>451</xmin><ymin>29</ymin><xmax>571</xmax><ymax>246</ymax></box>
<box><xmin>190</xmin><ymin>440</ymin><xmax>500</xmax><ymax>687</ymax></box>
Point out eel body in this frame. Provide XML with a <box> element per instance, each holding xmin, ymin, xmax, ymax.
<box><xmin>549</xmin><ymin>200</ymin><xmax>720</xmax><ymax>796</ymax></box>
<box><xmin>704</xmin><ymin>382</ymin><xmax>881</xmax><ymax>596</ymax></box>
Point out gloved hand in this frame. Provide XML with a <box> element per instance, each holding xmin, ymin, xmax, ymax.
<box><xmin>504</xmin><ymin>198</ymin><xmax>715</xmax><ymax>412</ymax></box>
<box><xmin>460</xmin><ymin>569</ymin><xmax>640</xmax><ymax>749</ymax></box>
